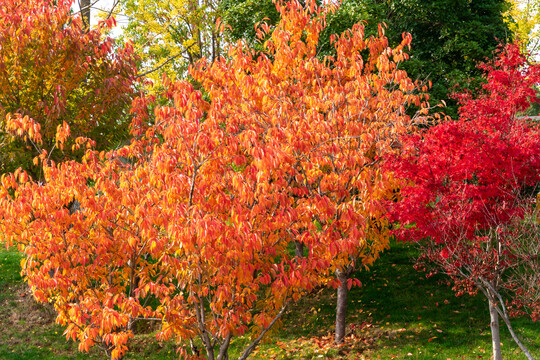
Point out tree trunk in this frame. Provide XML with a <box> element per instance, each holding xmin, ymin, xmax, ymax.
<box><xmin>294</xmin><ymin>240</ymin><xmax>304</xmax><ymax>258</ymax></box>
<box><xmin>216</xmin><ymin>334</ymin><xmax>231</xmax><ymax>360</ymax></box>
<box><xmin>487</xmin><ymin>285</ymin><xmax>535</xmax><ymax>360</ymax></box>
<box><xmin>80</xmin><ymin>0</ymin><xmax>91</xmax><ymax>30</ymax></box>
<box><xmin>187</xmin><ymin>0</ymin><xmax>202</xmax><ymax>63</ymax></box>
<box><xmin>498</xmin><ymin>308</ymin><xmax>535</xmax><ymax>360</ymax></box>
<box><xmin>489</xmin><ymin>297</ymin><xmax>503</xmax><ymax>360</ymax></box>
<box><xmin>335</xmin><ymin>270</ymin><xmax>348</xmax><ymax>344</ymax></box>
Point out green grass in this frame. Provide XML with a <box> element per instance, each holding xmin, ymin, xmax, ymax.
<box><xmin>0</xmin><ymin>247</ymin><xmax>23</xmax><ymax>301</ymax></box>
<box><xmin>0</xmin><ymin>243</ymin><xmax>538</xmax><ymax>359</ymax></box>
<box><xmin>232</xmin><ymin>241</ymin><xmax>540</xmax><ymax>359</ymax></box>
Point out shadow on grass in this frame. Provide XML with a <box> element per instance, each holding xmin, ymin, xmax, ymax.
<box><xmin>255</xmin><ymin>240</ymin><xmax>540</xmax><ymax>359</ymax></box>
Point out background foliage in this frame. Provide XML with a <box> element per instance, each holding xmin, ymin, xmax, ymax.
<box><xmin>0</xmin><ymin>0</ymin><xmax>138</xmax><ymax>178</ymax></box>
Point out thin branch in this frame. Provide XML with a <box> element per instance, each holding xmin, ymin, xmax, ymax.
<box><xmin>102</xmin><ymin>0</ymin><xmax>121</xmax><ymax>22</ymax></box>
<box><xmin>72</xmin><ymin>0</ymin><xmax>101</xmax><ymax>16</ymax></box>
<box><xmin>238</xmin><ymin>302</ymin><xmax>289</xmax><ymax>360</ymax></box>
<box><xmin>480</xmin><ymin>277</ymin><xmax>535</xmax><ymax>360</ymax></box>
<box><xmin>136</xmin><ymin>42</ymin><xmax>197</xmax><ymax>79</ymax></box>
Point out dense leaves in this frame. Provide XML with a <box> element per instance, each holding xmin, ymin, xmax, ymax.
<box><xmin>193</xmin><ymin>0</ymin><xmax>436</xmax><ymax>344</ymax></box>
<box><xmin>0</xmin><ymin>0</ymin><xmax>138</xmax><ymax>178</ymax></box>
<box><xmin>119</xmin><ymin>0</ymin><xmax>223</xmax><ymax>83</ymax></box>
<box><xmin>220</xmin><ymin>0</ymin><xmax>512</xmax><ymax>118</ymax></box>
<box><xmin>505</xmin><ymin>0</ymin><xmax>540</xmax><ymax>54</ymax></box>
<box><xmin>389</xmin><ymin>42</ymin><xmax>540</xmax><ymax>360</ymax></box>
<box><xmin>220</xmin><ymin>0</ymin><xmax>280</xmax><ymax>46</ymax></box>
<box><xmin>391</xmin><ymin>43</ymin><xmax>540</xmax><ymax>245</ymax></box>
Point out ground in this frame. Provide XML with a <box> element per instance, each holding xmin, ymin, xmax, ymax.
<box><xmin>0</xmin><ymin>242</ymin><xmax>538</xmax><ymax>359</ymax></box>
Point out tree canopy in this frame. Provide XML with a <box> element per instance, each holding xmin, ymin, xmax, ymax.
<box><xmin>388</xmin><ymin>42</ymin><xmax>540</xmax><ymax>360</ymax></box>
<box><xmin>118</xmin><ymin>0</ymin><xmax>223</xmax><ymax>84</ymax></box>
<box><xmin>222</xmin><ymin>0</ymin><xmax>512</xmax><ymax>117</ymax></box>
<box><xmin>505</xmin><ymin>0</ymin><xmax>540</xmax><ymax>54</ymax></box>
<box><xmin>0</xmin><ymin>0</ymin><xmax>138</xmax><ymax>178</ymax></box>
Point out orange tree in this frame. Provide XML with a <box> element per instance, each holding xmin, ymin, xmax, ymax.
<box><xmin>0</xmin><ymin>0</ymin><xmax>137</xmax><ymax>178</ymax></box>
<box><xmin>193</xmin><ymin>0</ymin><xmax>432</xmax><ymax>343</ymax></box>
<box><xmin>0</xmin><ymin>1</ymin><xmax>431</xmax><ymax>358</ymax></box>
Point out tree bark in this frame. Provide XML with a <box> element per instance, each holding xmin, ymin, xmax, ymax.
<box><xmin>216</xmin><ymin>334</ymin><xmax>231</xmax><ymax>360</ymax></box>
<box><xmin>80</xmin><ymin>0</ymin><xmax>91</xmax><ymax>30</ymax></box>
<box><xmin>481</xmin><ymin>278</ymin><xmax>535</xmax><ymax>360</ymax></box>
<box><xmin>294</xmin><ymin>240</ymin><xmax>304</xmax><ymax>258</ymax></box>
<box><xmin>489</xmin><ymin>286</ymin><xmax>535</xmax><ymax>360</ymax></box>
<box><xmin>489</xmin><ymin>297</ymin><xmax>503</xmax><ymax>360</ymax></box>
<box><xmin>335</xmin><ymin>270</ymin><xmax>348</xmax><ymax>344</ymax></box>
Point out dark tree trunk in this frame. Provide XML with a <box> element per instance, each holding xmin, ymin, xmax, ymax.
<box><xmin>80</xmin><ymin>0</ymin><xmax>91</xmax><ymax>30</ymax></box>
<box><xmin>335</xmin><ymin>269</ymin><xmax>348</xmax><ymax>344</ymax></box>
<box><xmin>294</xmin><ymin>240</ymin><xmax>304</xmax><ymax>258</ymax></box>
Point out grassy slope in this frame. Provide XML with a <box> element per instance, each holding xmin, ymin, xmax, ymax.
<box><xmin>244</xmin><ymin>241</ymin><xmax>540</xmax><ymax>359</ymax></box>
<box><xmin>0</xmin><ymin>242</ymin><xmax>538</xmax><ymax>360</ymax></box>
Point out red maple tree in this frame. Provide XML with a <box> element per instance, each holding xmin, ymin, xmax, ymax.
<box><xmin>389</xmin><ymin>42</ymin><xmax>540</xmax><ymax>360</ymax></box>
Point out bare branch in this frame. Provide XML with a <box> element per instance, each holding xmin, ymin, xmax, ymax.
<box><xmin>238</xmin><ymin>302</ymin><xmax>289</xmax><ymax>360</ymax></box>
<box><xmin>136</xmin><ymin>42</ymin><xmax>197</xmax><ymax>79</ymax></box>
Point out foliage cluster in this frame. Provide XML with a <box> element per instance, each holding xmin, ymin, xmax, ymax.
<box><xmin>222</xmin><ymin>0</ymin><xmax>512</xmax><ymax>117</ymax></box>
<box><xmin>118</xmin><ymin>0</ymin><xmax>223</xmax><ymax>84</ymax></box>
<box><xmin>505</xmin><ymin>0</ymin><xmax>540</xmax><ymax>54</ymax></box>
<box><xmin>0</xmin><ymin>0</ymin><xmax>138</xmax><ymax>178</ymax></box>
<box><xmin>388</xmin><ymin>42</ymin><xmax>540</xmax><ymax>360</ymax></box>
<box><xmin>0</xmin><ymin>1</ymin><xmax>432</xmax><ymax>358</ymax></box>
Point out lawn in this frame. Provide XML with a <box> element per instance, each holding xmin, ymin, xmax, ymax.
<box><xmin>0</xmin><ymin>242</ymin><xmax>538</xmax><ymax>359</ymax></box>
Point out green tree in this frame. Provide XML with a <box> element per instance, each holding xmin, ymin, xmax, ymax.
<box><xmin>374</xmin><ymin>0</ymin><xmax>511</xmax><ymax>116</ymax></box>
<box><xmin>222</xmin><ymin>0</ymin><xmax>511</xmax><ymax>117</ymax></box>
<box><xmin>119</xmin><ymin>0</ymin><xmax>223</xmax><ymax>84</ymax></box>
<box><xmin>220</xmin><ymin>0</ymin><xmax>280</xmax><ymax>46</ymax></box>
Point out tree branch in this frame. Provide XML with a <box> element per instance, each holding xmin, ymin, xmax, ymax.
<box><xmin>238</xmin><ymin>302</ymin><xmax>289</xmax><ymax>360</ymax></box>
<box><xmin>136</xmin><ymin>42</ymin><xmax>197</xmax><ymax>79</ymax></box>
